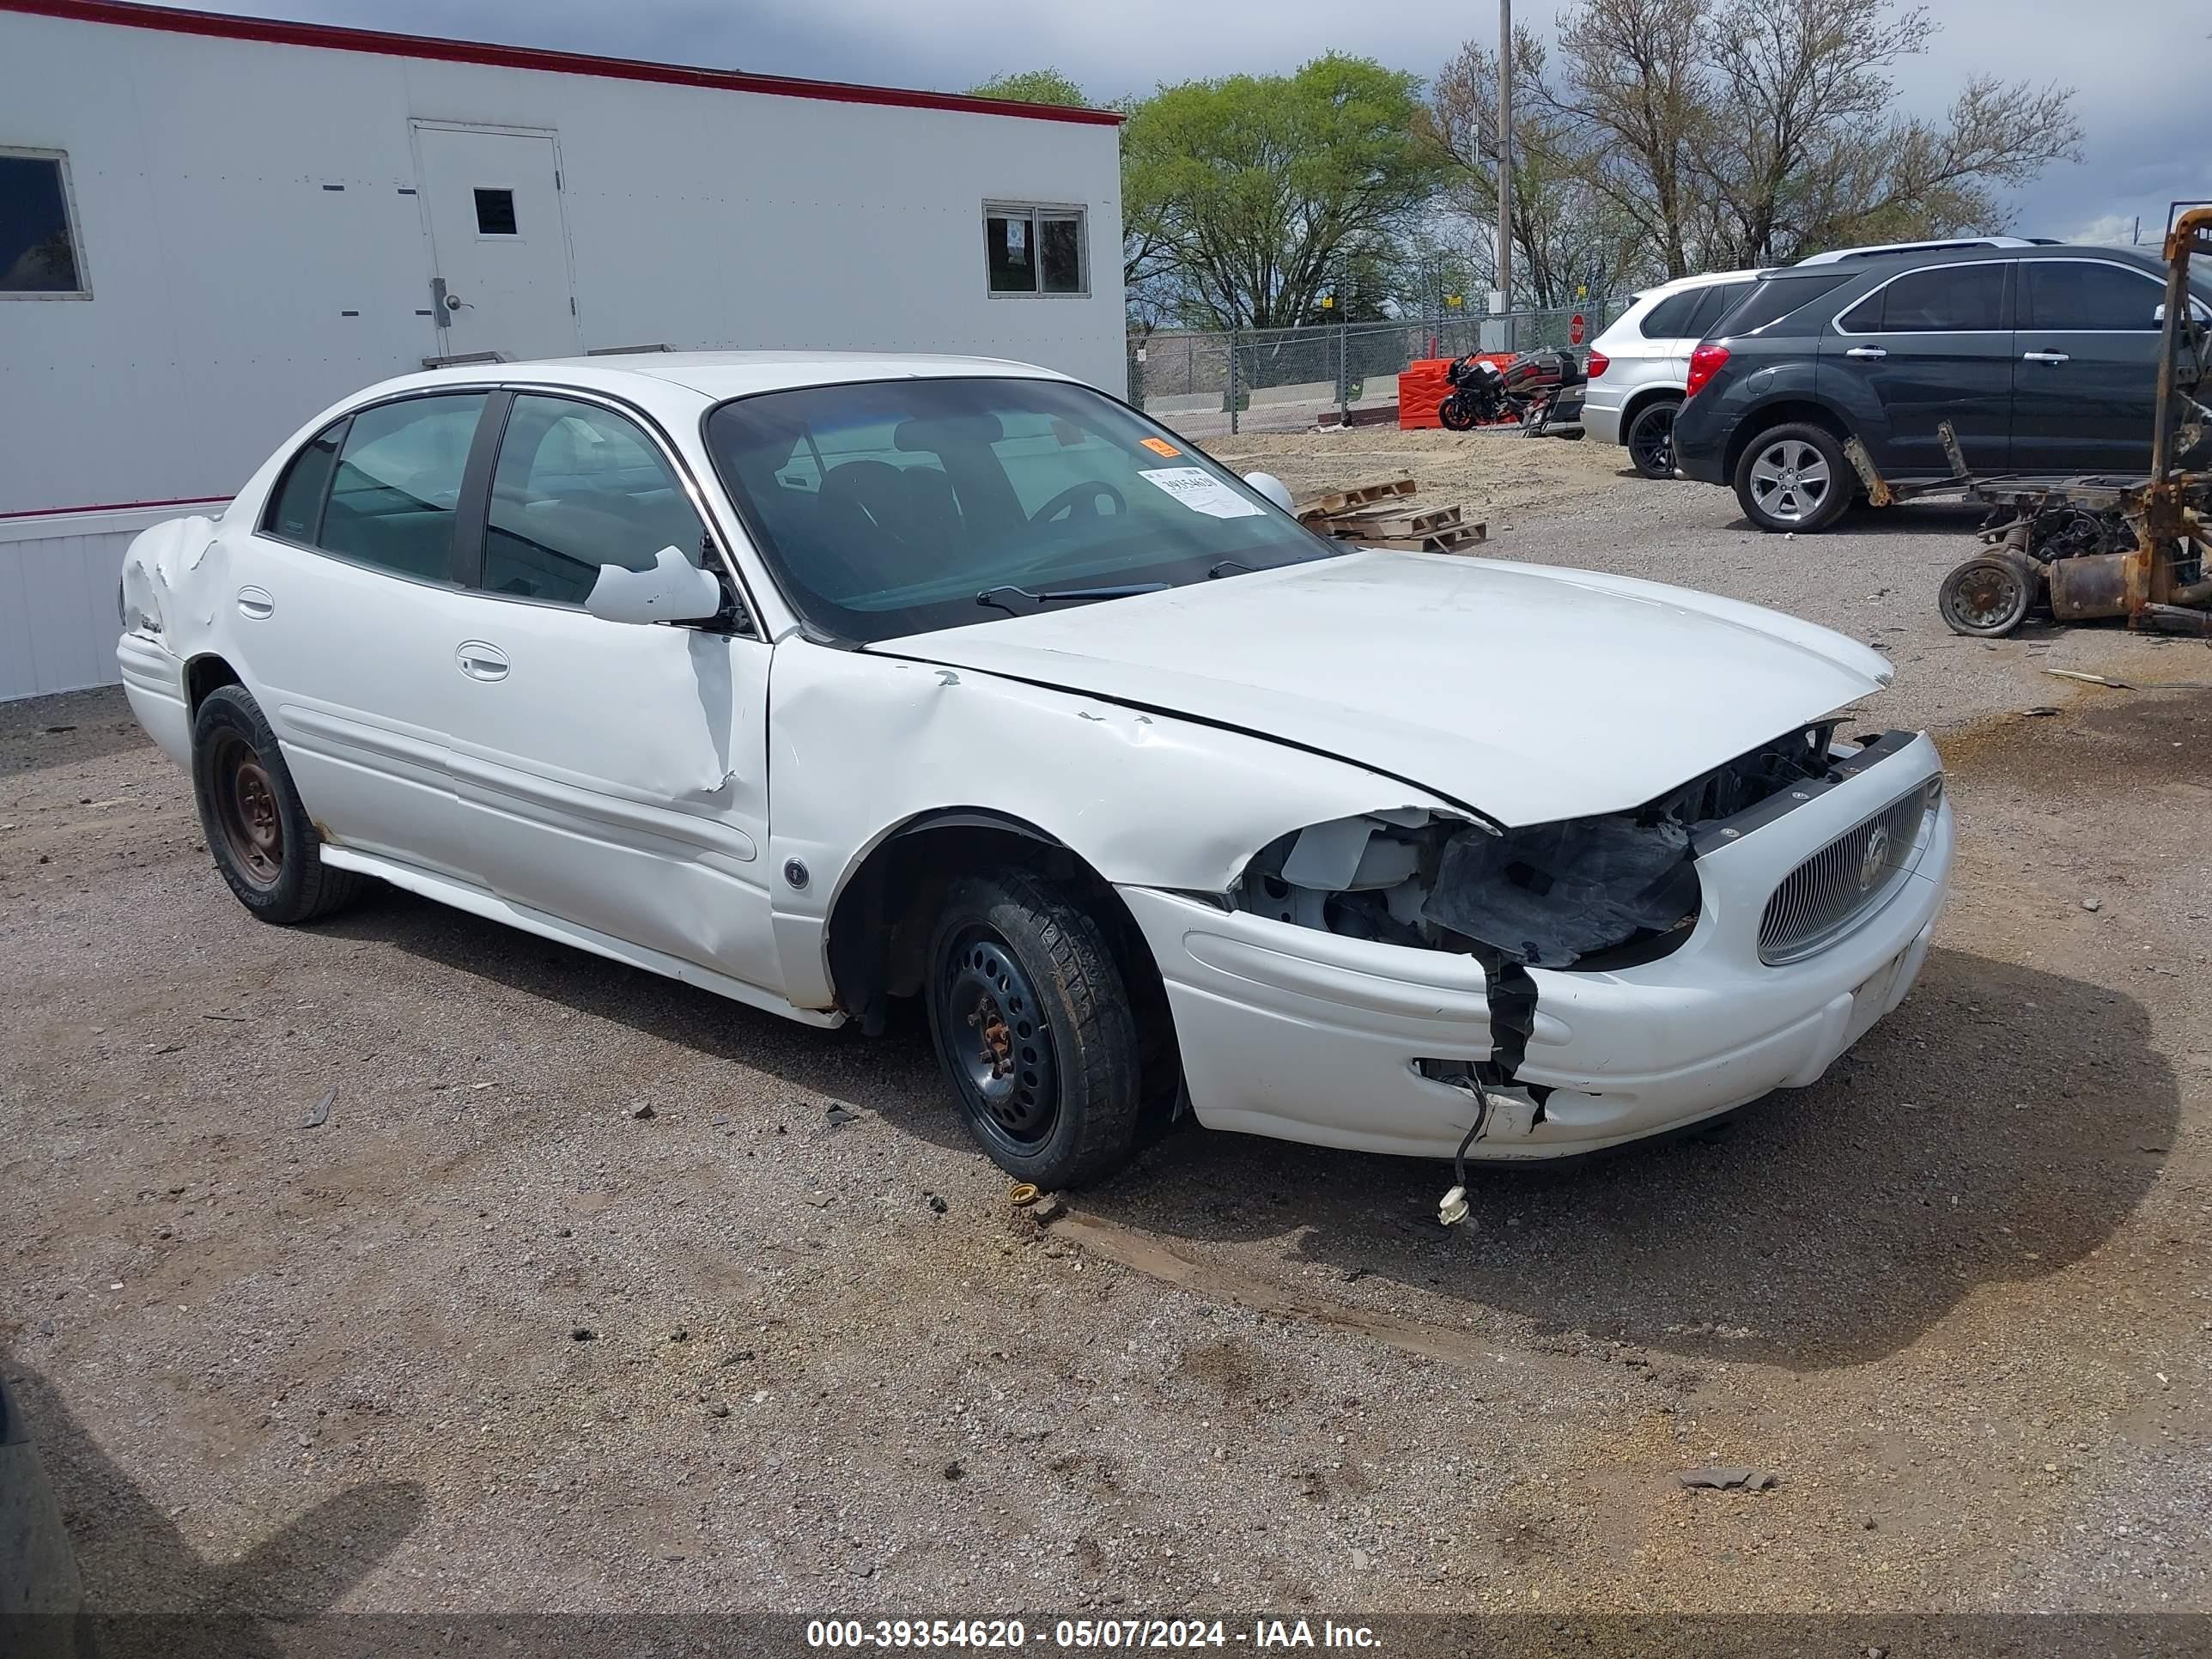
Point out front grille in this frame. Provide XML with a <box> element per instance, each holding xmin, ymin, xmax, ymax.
<box><xmin>1759</xmin><ymin>786</ymin><xmax>1930</xmax><ymax>965</ymax></box>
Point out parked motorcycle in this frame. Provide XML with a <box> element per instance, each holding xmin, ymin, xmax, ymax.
<box><xmin>1437</xmin><ymin>348</ymin><xmax>1584</xmax><ymax>435</ymax></box>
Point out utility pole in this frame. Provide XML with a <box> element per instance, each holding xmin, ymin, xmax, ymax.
<box><xmin>1496</xmin><ymin>0</ymin><xmax>1512</xmax><ymax>316</ymax></box>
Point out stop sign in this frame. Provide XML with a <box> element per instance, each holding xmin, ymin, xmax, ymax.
<box><xmin>1569</xmin><ymin>313</ymin><xmax>1585</xmax><ymax>345</ymax></box>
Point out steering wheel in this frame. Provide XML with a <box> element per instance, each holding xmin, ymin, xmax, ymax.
<box><xmin>1030</xmin><ymin>480</ymin><xmax>1125</xmax><ymax>523</ymax></box>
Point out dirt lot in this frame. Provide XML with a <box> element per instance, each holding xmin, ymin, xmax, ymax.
<box><xmin>4</xmin><ymin>439</ymin><xmax>2209</xmax><ymax>1638</ymax></box>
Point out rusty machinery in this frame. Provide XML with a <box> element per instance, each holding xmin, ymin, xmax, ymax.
<box><xmin>1927</xmin><ymin>209</ymin><xmax>2212</xmax><ymax>638</ymax></box>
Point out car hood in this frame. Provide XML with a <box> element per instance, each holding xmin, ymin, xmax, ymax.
<box><xmin>869</xmin><ymin>551</ymin><xmax>1892</xmax><ymax>827</ymax></box>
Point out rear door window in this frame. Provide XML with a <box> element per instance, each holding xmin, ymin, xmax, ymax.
<box><xmin>317</xmin><ymin>394</ymin><xmax>487</xmax><ymax>581</ymax></box>
<box><xmin>1638</xmin><ymin>290</ymin><xmax>1703</xmax><ymax>338</ymax></box>
<box><xmin>2021</xmin><ymin>261</ymin><xmax>2163</xmax><ymax>331</ymax></box>
<box><xmin>1838</xmin><ymin>264</ymin><xmax>2007</xmax><ymax>333</ymax></box>
<box><xmin>1684</xmin><ymin>281</ymin><xmax>1753</xmax><ymax>339</ymax></box>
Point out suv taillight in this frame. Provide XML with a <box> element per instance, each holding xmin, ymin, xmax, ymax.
<box><xmin>1685</xmin><ymin>343</ymin><xmax>1729</xmax><ymax>398</ymax></box>
<box><xmin>1586</xmin><ymin>349</ymin><xmax>1609</xmax><ymax>379</ymax></box>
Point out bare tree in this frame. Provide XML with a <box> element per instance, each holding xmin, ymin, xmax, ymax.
<box><xmin>1494</xmin><ymin>0</ymin><xmax>2082</xmax><ymax>278</ymax></box>
<box><xmin>1690</xmin><ymin>0</ymin><xmax>2081</xmax><ymax>263</ymax></box>
<box><xmin>1430</xmin><ymin>32</ymin><xmax>1655</xmax><ymax>306</ymax></box>
<box><xmin>1539</xmin><ymin>0</ymin><xmax>1711</xmax><ymax>278</ymax></box>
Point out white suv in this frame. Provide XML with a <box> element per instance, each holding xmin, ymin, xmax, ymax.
<box><xmin>1583</xmin><ymin>270</ymin><xmax>1765</xmax><ymax>477</ymax></box>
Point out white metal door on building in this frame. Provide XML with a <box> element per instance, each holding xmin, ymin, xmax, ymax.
<box><xmin>410</xmin><ymin>123</ymin><xmax>580</xmax><ymax>362</ymax></box>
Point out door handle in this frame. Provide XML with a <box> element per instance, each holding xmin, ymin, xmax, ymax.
<box><xmin>236</xmin><ymin>586</ymin><xmax>274</xmax><ymax>620</ymax></box>
<box><xmin>1844</xmin><ymin>346</ymin><xmax>1887</xmax><ymax>359</ymax></box>
<box><xmin>455</xmin><ymin>641</ymin><xmax>509</xmax><ymax>682</ymax></box>
<box><xmin>2021</xmin><ymin>349</ymin><xmax>2070</xmax><ymax>364</ymax></box>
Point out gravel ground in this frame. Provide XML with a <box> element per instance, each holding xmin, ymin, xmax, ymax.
<box><xmin>3</xmin><ymin>437</ymin><xmax>2208</xmax><ymax>1636</ymax></box>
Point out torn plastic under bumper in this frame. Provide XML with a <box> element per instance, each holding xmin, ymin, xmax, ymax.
<box><xmin>1116</xmin><ymin>732</ymin><xmax>1954</xmax><ymax>1162</ymax></box>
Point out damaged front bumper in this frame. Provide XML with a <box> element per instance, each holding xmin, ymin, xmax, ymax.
<box><xmin>1118</xmin><ymin>732</ymin><xmax>1953</xmax><ymax>1161</ymax></box>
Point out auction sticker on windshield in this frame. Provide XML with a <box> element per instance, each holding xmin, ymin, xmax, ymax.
<box><xmin>1139</xmin><ymin>467</ymin><xmax>1266</xmax><ymax>519</ymax></box>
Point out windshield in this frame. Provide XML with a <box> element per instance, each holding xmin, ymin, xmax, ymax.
<box><xmin>702</xmin><ymin>376</ymin><xmax>1340</xmax><ymax>642</ymax></box>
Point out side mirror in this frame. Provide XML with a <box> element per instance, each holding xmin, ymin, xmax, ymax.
<box><xmin>2153</xmin><ymin>301</ymin><xmax>2212</xmax><ymax>325</ymax></box>
<box><xmin>583</xmin><ymin>545</ymin><xmax>726</xmax><ymax>625</ymax></box>
<box><xmin>1243</xmin><ymin>471</ymin><xmax>1297</xmax><ymax>514</ymax></box>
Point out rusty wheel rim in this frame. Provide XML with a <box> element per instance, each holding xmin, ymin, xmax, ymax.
<box><xmin>211</xmin><ymin>734</ymin><xmax>284</xmax><ymax>888</ymax></box>
<box><xmin>940</xmin><ymin>928</ymin><xmax>1059</xmax><ymax>1153</ymax></box>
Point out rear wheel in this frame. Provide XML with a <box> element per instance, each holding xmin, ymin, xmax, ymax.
<box><xmin>1733</xmin><ymin>422</ymin><xmax>1851</xmax><ymax>532</ymax></box>
<box><xmin>191</xmin><ymin>684</ymin><xmax>362</xmax><ymax>923</ymax></box>
<box><xmin>925</xmin><ymin>870</ymin><xmax>1145</xmax><ymax>1188</ymax></box>
<box><xmin>1626</xmin><ymin>398</ymin><xmax>1680</xmax><ymax>478</ymax></box>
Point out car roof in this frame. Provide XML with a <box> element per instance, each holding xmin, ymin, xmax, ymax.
<box><xmin>356</xmin><ymin>349</ymin><xmax>1073</xmax><ymax>408</ymax></box>
<box><xmin>1794</xmin><ymin>235</ymin><xmax>2045</xmax><ymax>264</ymax></box>
<box><xmin>1757</xmin><ymin>243</ymin><xmax>2165</xmax><ymax>283</ymax></box>
<box><xmin>1632</xmin><ymin>267</ymin><xmax>1767</xmax><ymax>301</ymax></box>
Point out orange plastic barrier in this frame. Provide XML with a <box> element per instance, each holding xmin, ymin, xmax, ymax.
<box><xmin>1397</xmin><ymin>354</ymin><xmax>1516</xmax><ymax>429</ymax></box>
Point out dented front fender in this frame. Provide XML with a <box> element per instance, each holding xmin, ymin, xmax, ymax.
<box><xmin>764</xmin><ymin>639</ymin><xmax>1461</xmax><ymax>1006</ymax></box>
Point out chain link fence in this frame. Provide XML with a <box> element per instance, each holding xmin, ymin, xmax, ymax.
<box><xmin>1127</xmin><ymin>304</ymin><xmax>1621</xmax><ymax>439</ymax></box>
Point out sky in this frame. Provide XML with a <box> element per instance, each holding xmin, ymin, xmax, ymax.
<box><xmin>149</xmin><ymin>0</ymin><xmax>2212</xmax><ymax>248</ymax></box>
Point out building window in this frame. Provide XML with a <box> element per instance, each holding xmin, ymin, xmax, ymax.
<box><xmin>986</xmin><ymin>204</ymin><xmax>1086</xmax><ymax>296</ymax></box>
<box><xmin>474</xmin><ymin>187</ymin><xmax>519</xmax><ymax>236</ymax></box>
<box><xmin>1</xmin><ymin>149</ymin><xmax>88</xmax><ymax>298</ymax></box>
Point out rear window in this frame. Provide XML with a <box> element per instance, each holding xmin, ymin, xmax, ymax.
<box><xmin>1709</xmin><ymin>271</ymin><xmax>1853</xmax><ymax>337</ymax></box>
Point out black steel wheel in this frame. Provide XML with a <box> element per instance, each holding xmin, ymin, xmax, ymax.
<box><xmin>940</xmin><ymin>928</ymin><xmax>1061</xmax><ymax>1152</ymax></box>
<box><xmin>1437</xmin><ymin>392</ymin><xmax>1478</xmax><ymax>432</ymax></box>
<box><xmin>925</xmin><ymin>870</ymin><xmax>1146</xmax><ymax>1188</ymax></box>
<box><xmin>1938</xmin><ymin>551</ymin><xmax>2036</xmax><ymax>637</ymax></box>
<box><xmin>1626</xmin><ymin>399</ymin><xmax>1680</xmax><ymax>478</ymax></box>
<box><xmin>191</xmin><ymin>684</ymin><xmax>362</xmax><ymax>923</ymax></box>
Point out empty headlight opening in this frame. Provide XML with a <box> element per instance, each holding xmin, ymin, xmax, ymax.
<box><xmin>1233</xmin><ymin>720</ymin><xmax>1864</xmax><ymax>1083</ymax></box>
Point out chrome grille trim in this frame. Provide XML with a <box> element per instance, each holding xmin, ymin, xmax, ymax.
<box><xmin>1758</xmin><ymin>785</ymin><xmax>1932</xmax><ymax>966</ymax></box>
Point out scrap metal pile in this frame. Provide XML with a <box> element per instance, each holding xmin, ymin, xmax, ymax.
<box><xmin>1295</xmin><ymin>477</ymin><xmax>1486</xmax><ymax>553</ymax></box>
<box><xmin>1936</xmin><ymin>208</ymin><xmax>2212</xmax><ymax>639</ymax></box>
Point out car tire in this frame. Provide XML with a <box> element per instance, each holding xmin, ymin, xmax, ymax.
<box><xmin>191</xmin><ymin>684</ymin><xmax>363</xmax><ymax>924</ymax></box>
<box><xmin>1625</xmin><ymin>398</ymin><xmax>1680</xmax><ymax>479</ymax></box>
<box><xmin>925</xmin><ymin>869</ymin><xmax>1146</xmax><ymax>1189</ymax></box>
<box><xmin>1733</xmin><ymin>422</ymin><xmax>1852</xmax><ymax>532</ymax></box>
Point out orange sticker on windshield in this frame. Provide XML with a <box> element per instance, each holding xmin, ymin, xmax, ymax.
<box><xmin>1139</xmin><ymin>436</ymin><xmax>1182</xmax><ymax>457</ymax></box>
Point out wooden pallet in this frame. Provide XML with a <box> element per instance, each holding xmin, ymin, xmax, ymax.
<box><xmin>1357</xmin><ymin>521</ymin><xmax>1487</xmax><ymax>553</ymax></box>
<box><xmin>1293</xmin><ymin>477</ymin><xmax>1415</xmax><ymax>519</ymax></box>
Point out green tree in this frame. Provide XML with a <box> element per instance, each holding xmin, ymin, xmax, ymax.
<box><xmin>1121</xmin><ymin>55</ymin><xmax>1450</xmax><ymax>330</ymax></box>
<box><xmin>963</xmin><ymin>69</ymin><xmax>1091</xmax><ymax>106</ymax></box>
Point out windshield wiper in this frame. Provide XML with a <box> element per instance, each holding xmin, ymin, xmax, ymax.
<box><xmin>1206</xmin><ymin>558</ymin><xmax>1251</xmax><ymax>579</ymax></box>
<box><xmin>975</xmin><ymin>582</ymin><xmax>1170</xmax><ymax>616</ymax></box>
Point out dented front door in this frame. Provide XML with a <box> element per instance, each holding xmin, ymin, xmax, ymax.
<box><xmin>434</xmin><ymin>388</ymin><xmax>777</xmax><ymax>991</ymax></box>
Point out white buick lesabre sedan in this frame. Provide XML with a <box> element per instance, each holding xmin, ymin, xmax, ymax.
<box><xmin>118</xmin><ymin>353</ymin><xmax>1952</xmax><ymax>1194</ymax></box>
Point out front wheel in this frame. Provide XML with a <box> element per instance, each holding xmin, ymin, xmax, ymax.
<box><xmin>1733</xmin><ymin>422</ymin><xmax>1852</xmax><ymax>532</ymax></box>
<box><xmin>1626</xmin><ymin>399</ymin><xmax>1680</xmax><ymax>478</ymax></box>
<box><xmin>924</xmin><ymin>871</ymin><xmax>1146</xmax><ymax>1188</ymax></box>
<box><xmin>1437</xmin><ymin>392</ymin><xmax>1478</xmax><ymax>432</ymax></box>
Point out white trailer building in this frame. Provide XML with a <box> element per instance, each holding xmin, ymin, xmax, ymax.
<box><xmin>0</xmin><ymin>0</ymin><xmax>1126</xmax><ymax>700</ymax></box>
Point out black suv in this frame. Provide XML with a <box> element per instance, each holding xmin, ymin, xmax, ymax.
<box><xmin>1671</xmin><ymin>245</ymin><xmax>2212</xmax><ymax>532</ymax></box>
